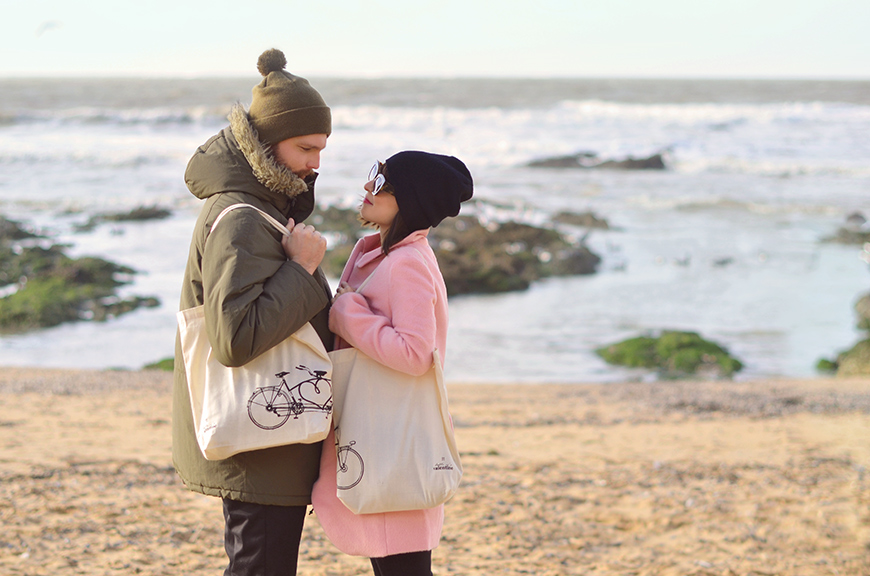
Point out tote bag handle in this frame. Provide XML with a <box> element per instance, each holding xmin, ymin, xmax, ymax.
<box><xmin>210</xmin><ymin>203</ymin><xmax>291</xmax><ymax>238</ymax></box>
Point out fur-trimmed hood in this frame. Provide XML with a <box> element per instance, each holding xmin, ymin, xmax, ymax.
<box><xmin>184</xmin><ymin>103</ymin><xmax>316</xmax><ymax>219</ymax></box>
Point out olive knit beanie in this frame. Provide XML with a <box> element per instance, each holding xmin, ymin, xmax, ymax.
<box><xmin>384</xmin><ymin>151</ymin><xmax>474</xmax><ymax>232</ymax></box>
<box><xmin>248</xmin><ymin>49</ymin><xmax>332</xmax><ymax>145</ymax></box>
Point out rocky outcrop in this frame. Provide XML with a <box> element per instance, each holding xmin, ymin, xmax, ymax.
<box><xmin>526</xmin><ymin>152</ymin><xmax>598</xmax><ymax>168</ymax></box>
<box><xmin>311</xmin><ymin>206</ymin><xmax>602</xmax><ymax>296</ymax></box>
<box><xmin>596</xmin><ymin>330</ymin><xmax>744</xmax><ymax>379</ymax></box>
<box><xmin>144</xmin><ymin>357</ymin><xmax>175</xmax><ymax>371</ymax></box>
<box><xmin>836</xmin><ymin>291</ymin><xmax>870</xmax><ymax>376</ymax></box>
<box><xmin>832</xmin><ymin>339</ymin><xmax>870</xmax><ymax>377</ymax></box>
<box><xmin>75</xmin><ymin>205</ymin><xmax>172</xmax><ymax>232</ymax></box>
<box><xmin>552</xmin><ymin>211</ymin><xmax>610</xmax><ymax>229</ymax></box>
<box><xmin>817</xmin><ymin>290</ymin><xmax>870</xmax><ymax>376</ymax></box>
<box><xmin>856</xmin><ymin>293</ymin><xmax>870</xmax><ymax>331</ymax></box>
<box><xmin>821</xmin><ymin>211</ymin><xmax>870</xmax><ymax>245</ymax></box>
<box><xmin>527</xmin><ymin>152</ymin><xmax>666</xmax><ymax>170</ymax></box>
<box><xmin>0</xmin><ymin>215</ymin><xmax>159</xmax><ymax>333</ymax></box>
<box><xmin>430</xmin><ymin>216</ymin><xmax>600</xmax><ymax>295</ymax></box>
<box><xmin>823</xmin><ymin>228</ymin><xmax>870</xmax><ymax>245</ymax></box>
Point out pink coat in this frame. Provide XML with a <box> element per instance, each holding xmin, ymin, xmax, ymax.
<box><xmin>311</xmin><ymin>230</ymin><xmax>449</xmax><ymax>557</ymax></box>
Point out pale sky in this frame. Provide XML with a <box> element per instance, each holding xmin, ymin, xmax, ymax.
<box><xmin>2</xmin><ymin>0</ymin><xmax>868</xmax><ymax>79</ymax></box>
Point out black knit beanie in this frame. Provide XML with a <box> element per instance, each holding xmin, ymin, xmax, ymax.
<box><xmin>384</xmin><ymin>151</ymin><xmax>474</xmax><ymax>232</ymax></box>
<box><xmin>248</xmin><ymin>49</ymin><xmax>332</xmax><ymax>145</ymax></box>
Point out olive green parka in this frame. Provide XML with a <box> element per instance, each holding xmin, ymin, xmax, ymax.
<box><xmin>172</xmin><ymin>104</ymin><xmax>333</xmax><ymax>506</ymax></box>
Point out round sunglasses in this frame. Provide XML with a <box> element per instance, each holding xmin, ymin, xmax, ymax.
<box><xmin>367</xmin><ymin>162</ymin><xmax>389</xmax><ymax>195</ymax></box>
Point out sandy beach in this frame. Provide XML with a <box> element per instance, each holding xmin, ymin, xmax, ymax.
<box><xmin>1</xmin><ymin>368</ymin><xmax>869</xmax><ymax>575</ymax></box>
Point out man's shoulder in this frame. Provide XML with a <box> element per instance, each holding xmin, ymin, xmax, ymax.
<box><xmin>205</xmin><ymin>192</ymin><xmax>280</xmax><ymax>221</ymax></box>
<box><xmin>198</xmin><ymin>193</ymin><xmax>285</xmax><ymax>246</ymax></box>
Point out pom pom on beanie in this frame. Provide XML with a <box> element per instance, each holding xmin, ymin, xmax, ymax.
<box><xmin>248</xmin><ymin>48</ymin><xmax>331</xmax><ymax>145</ymax></box>
<box><xmin>384</xmin><ymin>151</ymin><xmax>474</xmax><ymax>232</ymax></box>
<box><xmin>256</xmin><ymin>49</ymin><xmax>287</xmax><ymax>76</ymax></box>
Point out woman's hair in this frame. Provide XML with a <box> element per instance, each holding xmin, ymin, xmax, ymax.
<box><xmin>380</xmin><ymin>211</ymin><xmax>414</xmax><ymax>255</ymax></box>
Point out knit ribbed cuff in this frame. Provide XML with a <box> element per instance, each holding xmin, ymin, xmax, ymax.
<box><xmin>251</xmin><ymin>107</ymin><xmax>332</xmax><ymax>145</ymax></box>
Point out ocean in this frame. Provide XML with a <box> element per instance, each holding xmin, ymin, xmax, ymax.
<box><xmin>0</xmin><ymin>77</ymin><xmax>868</xmax><ymax>382</ymax></box>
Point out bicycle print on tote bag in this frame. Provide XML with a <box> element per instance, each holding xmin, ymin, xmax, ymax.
<box><xmin>328</xmin><ymin>347</ymin><xmax>462</xmax><ymax>514</ymax></box>
<box><xmin>177</xmin><ymin>203</ymin><xmax>333</xmax><ymax>461</ymax></box>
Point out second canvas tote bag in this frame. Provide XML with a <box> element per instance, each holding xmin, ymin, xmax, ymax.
<box><xmin>327</xmin><ymin>253</ymin><xmax>462</xmax><ymax>514</ymax></box>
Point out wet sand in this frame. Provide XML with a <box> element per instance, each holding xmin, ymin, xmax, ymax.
<box><xmin>1</xmin><ymin>368</ymin><xmax>868</xmax><ymax>575</ymax></box>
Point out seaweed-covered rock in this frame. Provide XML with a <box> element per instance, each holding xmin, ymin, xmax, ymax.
<box><xmin>821</xmin><ymin>212</ymin><xmax>870</xmax><ymax>245</ymax></box>
<box><xmin>429</xmin><ymin>216</ymin><xmax>600</xmax><ymax>295</ymax></box>
<box><xmin>75</xmin><ymin>205</ymin><xmax>172</xmax><ymax>232</ymax></box>
<box><xmin>552</xmin><ymin>211</ymin><xmax>610</xmax><ymax>229</ymax></box>
<box><xmin>320</xmin><ymin>244</ymin><xmax>354</xmax><ymax>280</ymax></box>
<box><xmin>309</xmin><ymin>205</ymin><xmax>367</xmax><ymax>279</ymax></box>
<box><xmin>102</xmin><ymin>205</ymin><xmax>172</xmax><ymax>222</ymax></box>
<box><xmin>855</xmin><ymin>292</ymin><xmax>870</xmax><ymax>331</ymax></box>
<box><xmin>822</xmin><ymin>228</ymin><xmax>870</xmax><ymax>245</ymax></box>
<box><xmin>594</xmin><ymin>154</ymin><xmax>666</xmax><ymax>170</ymax></box>
<box><xmin>312</xmin><ymin>206</ymin><xmax>602</xmax><ymax>295</ymax></box>
<box><xmin>144</xmin><ymin>357</ymin><xmax>174</xmax><ymax>371</ymax></box>
<box><xmin>527</xmin><ymin>152</ymin><xmax>666</xmax><ymax>170</ymax></box>
<box><xmin>815</xmin><ymin>358</ymin><xmax>838</xmax><ymax>373</ymax></box>
<box><xmin>526</xmin><ymin>152</ymin><xmax>598</xmax><ymax>168</ymax></box>
<box><xmin>835</xmin><ymin>339</ymin><xmax>870</xmax><ymax>377</ymax></box>
<box><xmin>818</xmin><ymin>290</ymin><xmax>870</xmax><ymax>376</ymax></box>
<box><xmin>0</xmin><ymin>215</ymin><xmax>39</xmax><ymax>241</ymax></box>
<box><xmin>0</xmin><ymin>214</ymin><xmax>160</xmax><ymax>333</ymax></box>
<box><xmin>596</xmin><ymin>330</ymin><xmax>744</xmax><ymax>379</ymax></box>
<box><xmin>310</xmin><ymin>204</ymin><xmax>366</xmax><ymax>241</ymax></box>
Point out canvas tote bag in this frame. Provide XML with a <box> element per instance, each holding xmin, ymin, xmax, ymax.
<box><xmin>328</xmin><ymin>257</ymin><xmax>462</xmax><ymax>514</ymax></box>
<box><xmin>177</xmin><ymin>203</ymin><xmax>333</xmax><ymax>461</ymax></box>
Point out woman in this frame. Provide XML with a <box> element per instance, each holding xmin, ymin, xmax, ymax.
<box><xmin>311</xmin><ymin>151</ymin><xmax>473</xmax><ymax>576</ymax></box>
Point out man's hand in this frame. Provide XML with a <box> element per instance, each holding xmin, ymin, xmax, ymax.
<box><xmin>281</xmin><ymin>218</ymin><xmax>326</xmax><ymax>275</ymax></box>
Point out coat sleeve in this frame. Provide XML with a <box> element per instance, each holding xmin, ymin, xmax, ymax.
<box><xmin>330</xmin><ymin>250</ymin><xmax>437</xmax><ymax>376</ymax></box>
<box><xmin>202</xmin><ymin>208</ymin><xmax>330</xmax><ymax>367</ymax></box>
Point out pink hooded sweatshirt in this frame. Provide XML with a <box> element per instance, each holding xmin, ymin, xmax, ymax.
<box><xmin>311</xmin><ymin>230</ymin><xmax>450</xmax><ymax>558</ymax></box>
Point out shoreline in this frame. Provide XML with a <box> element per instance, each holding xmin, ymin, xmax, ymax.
<box><xmin>1</xmin><ymin>369</ymin><xmax>869</xmax><ymax>575</ymax></box>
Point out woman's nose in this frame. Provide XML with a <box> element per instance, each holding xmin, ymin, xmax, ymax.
<box><xmin>363</xmin><ymin>179</ymin><xmax>374</xmax><ymax>192</ymax></box>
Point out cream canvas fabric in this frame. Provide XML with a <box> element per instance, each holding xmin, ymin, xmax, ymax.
<box><xmin>328</xmin><ymin>347</ymin><xmax>462</xmax><ymax>514</ymax></box>
<box><xmin>177</xmin><ymin>203</ymin><xmax>333</xmax><ymax>460</ymax></box>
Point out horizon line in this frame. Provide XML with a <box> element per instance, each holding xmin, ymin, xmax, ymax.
<box><xmin>2</xmin><ymin>72</ymin><xmax>869</xmax><ymax>82</ymax></box>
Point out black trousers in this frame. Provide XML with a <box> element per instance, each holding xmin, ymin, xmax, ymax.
<box><xmin>222</xmin><ymin>498</ymin><xmax>307</xmax><ymax>576</ymax></box>
<box><xmin>222</xmin><ymin>498</ymin><xmax>432</xmax><ymax>576</ymax></box>
<box><xmin>370</xmin><ymin>550</ymin><xmax>433</xmax><ymax>576</ymax></box>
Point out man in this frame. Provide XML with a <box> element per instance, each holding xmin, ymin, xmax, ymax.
<box><xmin>173</xmin><ymin>48</ymin><xmax>333</xmax><ymax>576</ymax></box>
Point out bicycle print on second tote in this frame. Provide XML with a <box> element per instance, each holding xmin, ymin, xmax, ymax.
<box><xmin>247</xmin><ymin>365</ymin><xmax>333</xmax><ymax>430</ymax></box>
<box><xmin>335</xmin><ymin>427</ymin><xmax>365</xmax><ymax>490</ymax></box>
